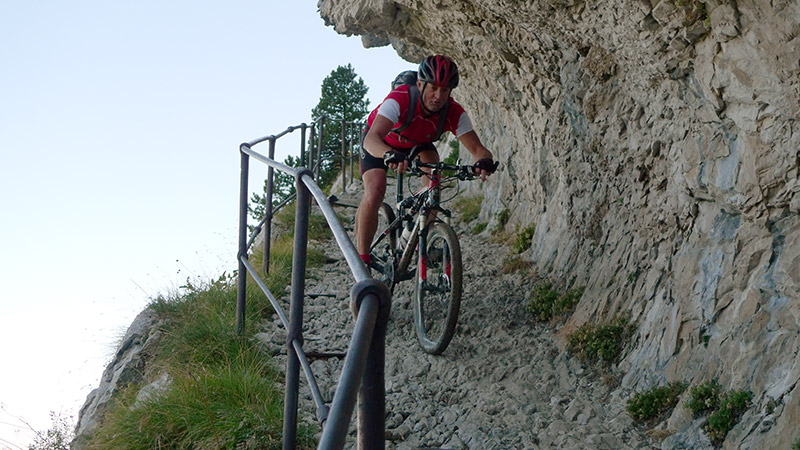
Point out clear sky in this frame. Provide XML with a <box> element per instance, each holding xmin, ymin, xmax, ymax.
<box><xmin>0</xmin><ymin>2</ymin><xmax>415</xmax><ymax>448</ymax></box>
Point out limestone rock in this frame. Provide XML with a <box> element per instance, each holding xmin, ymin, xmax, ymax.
<box><xmin>319</xmin><ymin>0</ymin><xmax>800</xmax><ymax>447</ymax></box>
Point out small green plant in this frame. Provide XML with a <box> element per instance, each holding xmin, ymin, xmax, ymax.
<box><xmin>454</xmin><ymin>196</ymin><xmax>483</xmax><ymax>223</ymax></box>
<box><xmin>686</xmin><ymin>380</ymin><xmax>722</xmax><ymax>417</ymax></box>
<box><xmin>526</xmin><ymin>283</ymin><xmax>560</xmax><ymax>321</ymax></box>
<box><xmin>685</xmin><ymin>381</ymin><xmax>752</xmax><ymax>446</ymax></box>
<box><xmin>792</xmin><ymin>438</ymin><xmax>800</xmax><ymax>450</ymax></box>
<box><xmin>705</xmin><ymin>390</ymin><xmax>752</xmax><ymax>446</ymax></box>
<box><xmin>493</xmin><ymin>208</ymin><xmax>511</xmax><ymax>234</ymax></box>
<box><xmin>471</xmin><ymin>222</ymin><xmax>488</xmax><ymax>234</ymax></box>
<box><xmin>513</xmin><ymin>225</ymin><xmax>536</xmax><ymax>253</ymax></box>
<box><xmin>567</xmin><ymin>316</ymin><xmax>635</xmax><ymax>365</ymax></box>
<box><xmin>527</xmin><ymin>284</ymin><xmax>584</xmax><ymax>321</ymax></box>
<box><xmin>554</xmin><ymin>286</ymin><xmax>584</xmax><ymax>315</ymax></box>
<box><xmin>627</xmin><ymin>381</ymin><xmax>688</xmax><ymax>424</ymax></box>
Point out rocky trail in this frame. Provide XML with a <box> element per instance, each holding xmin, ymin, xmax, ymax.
<box><xmin>260</xmin><ymin>180</ymin><xmax>656</xmax><ymax>449</ymax></box>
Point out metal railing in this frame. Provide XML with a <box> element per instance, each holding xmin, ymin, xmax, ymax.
<box><xmin>246</xmin><ymin>118</ymin><xmax>364</xmax><ymax>274</ymax></box>
<box><xmin>237</xmin><ymin>117</ymin><xmax>389</xmax><ymax>449</ymax></box>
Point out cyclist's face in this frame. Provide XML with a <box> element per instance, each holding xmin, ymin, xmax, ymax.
<box><xmin>419</xmin><ymin>81</ymin><xmax>451</xmax><ymax>112</ymax></box>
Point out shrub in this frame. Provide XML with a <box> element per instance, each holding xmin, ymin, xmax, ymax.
<box><xmin>527</xmin><ymin>284</ymin><xmax>584</xmax><ymax>322</ymax></box>
<box><xmin>513</xmin><ymin>225</ymin><xmax>536</xmax><ymax>253</ymax></box>
<box><xmin>526</xmin><ymin>283</ymin><xmax>560</xmax><ymax>321</ymax></box>
<box><xmin>567</xmin><ymin>316</ymin><xmax>635</xmax><ymax>365</ymax></box>
<box><xmin>685</xmin><ymin>381</ymin><xmax>751</xmax><ymax>446</ymax></box>
<box><xmin>686</xmin><ymin>380</ymin><xmax>722</xmax><ymax>417</ymax></box>
<box><xmin>627</xmin><ymin>382</ymin><xmax>688</xmax><ymax>424</ymax></box>
<box><xmin>705</xmin><ymin>390</ymin><xmax>752</xmax><ymax>446</ymax></box>
<box><xmin>493</xmin><ymin>208</ymin><xmax>510</xmax><ymax>234</ymax></box>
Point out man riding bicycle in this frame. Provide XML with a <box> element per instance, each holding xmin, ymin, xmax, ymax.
<box><xmin>356</xmin><ymin>54</ymin><xmax>498</xmax><ymax>266</ymax></box>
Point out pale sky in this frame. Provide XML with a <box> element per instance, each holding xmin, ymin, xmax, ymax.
<box><xmin>0</xmin><ymin>2</ymin><xmax>415</xmax><ymax>448</ymax></box>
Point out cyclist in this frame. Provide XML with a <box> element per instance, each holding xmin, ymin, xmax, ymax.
<box><xmin>355</xmin><ymin>54</ymin><xmax>498</xmax><ymax>266</ymax></box>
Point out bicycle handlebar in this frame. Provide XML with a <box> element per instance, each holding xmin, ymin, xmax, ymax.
<box><xmin>409</xmin><ymin>159</ymin><xmax>477</xmax><ymax>180</ymax></box>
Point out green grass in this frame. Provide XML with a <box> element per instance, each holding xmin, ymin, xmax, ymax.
<box><xmin>85</xmin><ymin>230</ymin><xmax>324</xmax><ymax>449</ymax></box>
<box><xmin>627</xmin><ymin>381</ymin><xmax>688</xmax><ymax>424</ymax></box>
<box><xmin>471</xmin><ymin>222</ymin><xmax>488</xmax><ymax>234</ymax></box>
<box><xmin>454</xmin><ymin>196</ymin><xmax>483</xmax><ymax>223</ymax></box>
<box><xmin>567</xmin><ymin>316</ymin><xmax>635</xmax><ymax>366</ymax></box>
<box><xmin>793</xmin><ymin>438</ymin><xmax>800</xmax><ymax>450</ymax></box>
<box><xmin>526</xmin><ymin>283</ymin><xmax>584</xmax><ymax>322</ymax></box>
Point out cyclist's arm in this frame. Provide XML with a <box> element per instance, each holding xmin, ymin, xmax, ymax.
<box><xmin>458</xmin><ymin>130</ymin><xmax>494</xmax><ymax>181</ymax></box>
<box><xmin>365</xmin><ymin>114</ymin><xmax>411</xmax><ymax>172</ymax></box>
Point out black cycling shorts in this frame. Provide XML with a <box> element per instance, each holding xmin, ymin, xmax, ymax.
<box><xmin>358</xmin><ymin>128</ymin><xmax>437</xmax><ymax>174</ymax></box>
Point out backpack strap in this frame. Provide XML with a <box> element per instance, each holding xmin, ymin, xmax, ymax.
<box><xmin>391</xmin><ymin>84</ymin><xmax>419</xmax><ymax>136</ymax></box>
<box><xmin>432</xmin><ymin>101</ymin><xmax>450</xmax><ymax>142</ymax></box>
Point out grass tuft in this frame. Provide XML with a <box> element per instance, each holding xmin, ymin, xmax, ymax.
<box><xmin>454</xmin><ymin>196</ymin><xmax>483</xmax><ymax>224</ymax></box>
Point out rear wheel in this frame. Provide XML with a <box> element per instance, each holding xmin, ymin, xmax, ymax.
<box><xmin>413</xmin><ymin>222</ymin><xmax>462</xmax><ymax>355</ymax></box>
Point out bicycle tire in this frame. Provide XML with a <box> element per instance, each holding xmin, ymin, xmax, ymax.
<box><xmin>413</xmin><ymin>222</ymin><xmax>462</xmax><ymax>355</ymax></box>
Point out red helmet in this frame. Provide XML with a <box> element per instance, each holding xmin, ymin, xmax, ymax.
<box><xmin>418</xmin><ymin>55</ymin><xmax>459</xmax><ymax>89</ymax></box>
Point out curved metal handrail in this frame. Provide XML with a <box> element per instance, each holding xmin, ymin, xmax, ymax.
<box><xmin>236</xmin><ymin>117</ymin><xmax>387</xmax><ymax>450</ymax></box>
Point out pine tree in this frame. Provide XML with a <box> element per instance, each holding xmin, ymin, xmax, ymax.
<box><xmin>249</xmin><ymin>64</ymin><xmax>370</xmax><ymax>223</ymax></box>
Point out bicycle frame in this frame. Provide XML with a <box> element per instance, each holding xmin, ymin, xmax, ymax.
<box><xmin>371</xmin><ymin>161</ymin><xmax>467</xmax><ymax>287</ymax></box>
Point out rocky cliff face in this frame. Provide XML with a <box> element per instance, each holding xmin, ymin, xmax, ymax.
<box><xmin>319</xmin><ymin>0</ymin><xmax>799</xmax><ymax>447</ymax></box>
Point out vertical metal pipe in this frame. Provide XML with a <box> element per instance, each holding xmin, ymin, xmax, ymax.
<box><xmin>341</xmin><ymin>118</ymin><xmax>347</xmax><ymax>194</ymax></box>
<box><xmin>358</xmin><ymin>296</ymin><xmax>388</xmax><ymax>450</ymax></box>
<box><xmin>318</xmin><ymin>296</ymin><xmax>379</xmax><ymax>450</ymax></box>
<box><xmin>236</xmin><ymin>149</ymin><xmax>250</xmax><ymax>336</ymax></box>
<box><xmin>309</xmin><ymin>123</ymin><xmax>316</xmax><ymax>171</ymax></box>
<box><xmin>283</xmin><ymin>170</ymin><xmax>311</xmax><ymax>450</ymax></box>
<box><xmin>262</xmin><ymin>138</ymin><xmax>275</xmax><ymax>275</ymax></box>
<box><xmin>316</xmin><ymin>116</ymin><xmax>325</xmax><ymax>182</ymax></box>
<box><xmin>300</xmin><ymin>123</ymin><xmax>307</xmax><ymax>168</ymax></box>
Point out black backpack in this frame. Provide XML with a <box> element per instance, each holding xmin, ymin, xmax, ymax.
<box><xmin>389</xmin><ymin>70</ymin><xmax>451</xmax><ymax>142</ymax></box>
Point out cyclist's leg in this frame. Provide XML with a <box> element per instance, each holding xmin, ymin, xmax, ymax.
<box><xmin>356</xmin><ymin>149</ymin><xmax>388</xmax><ymax>257</ymax></box>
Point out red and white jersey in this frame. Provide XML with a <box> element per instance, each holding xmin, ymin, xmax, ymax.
<box><xmin>366</xmin><ymin>84</ymin><xmax>473</xmax><ymax>149</ymax></box>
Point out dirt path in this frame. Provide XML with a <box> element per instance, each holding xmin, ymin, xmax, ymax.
<box><xmin>261</xmin><ymin>180</ymin><xmax>655</xmax><ymax>449</ymax></box>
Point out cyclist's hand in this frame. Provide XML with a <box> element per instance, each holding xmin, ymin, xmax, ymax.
<box><xmin>473</xmin><ymin>158</ymin><xmax>499</xmax><ymax>181</ymax></box>
<box><xmin>384</xmin><ymin>149</ymin><xmax>409</xmax><ymax>173</ymax></box>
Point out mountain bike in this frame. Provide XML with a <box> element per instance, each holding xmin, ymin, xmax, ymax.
<box><xmin>369</xmin><ymin>155</ymin><xmax>481</xmax><ymax>355</ymax></box>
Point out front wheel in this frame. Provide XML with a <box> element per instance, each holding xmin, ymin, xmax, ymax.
<box><xmin>413</xmin><ymin>222</ymin><xmax>462</xmax><ymax>355</ymax></box>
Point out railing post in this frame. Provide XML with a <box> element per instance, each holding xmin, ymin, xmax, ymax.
<box><xmin>357</xmin><ymin>282</ymin><xmax>390</xmax><ymax>450</ymax></box>
<box><xmin>283</xmin><ymin>169</ymin><xmax>313</xmax><ymax>450</ymax></box>
<box><xmin>341</xmin><ymin>118</ymin><xmax>347</xmax><ymax>194</ymax></box>
<box><xmin>316</xmin><ymin>116</ymin><xmax>325</xmax><ymax>182</ymax></box>
<box><xmin>236</xmin><ymin>147</ymin><xmax>250</xmax><ymax>336</ymax></box>
<box><xmin>300</xmin><ymin>123</ymin><xmax>307</xmax><ymax>169</ymax></box>
<box><xmin>309</xmin><ymin>122</ymin><xmax>316</xmax><ymax>171</ymax></box>
<box><xmin>262</xmin><ymin>138</ymin><xmax>276</xmax><ymax>275</ymax></box>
